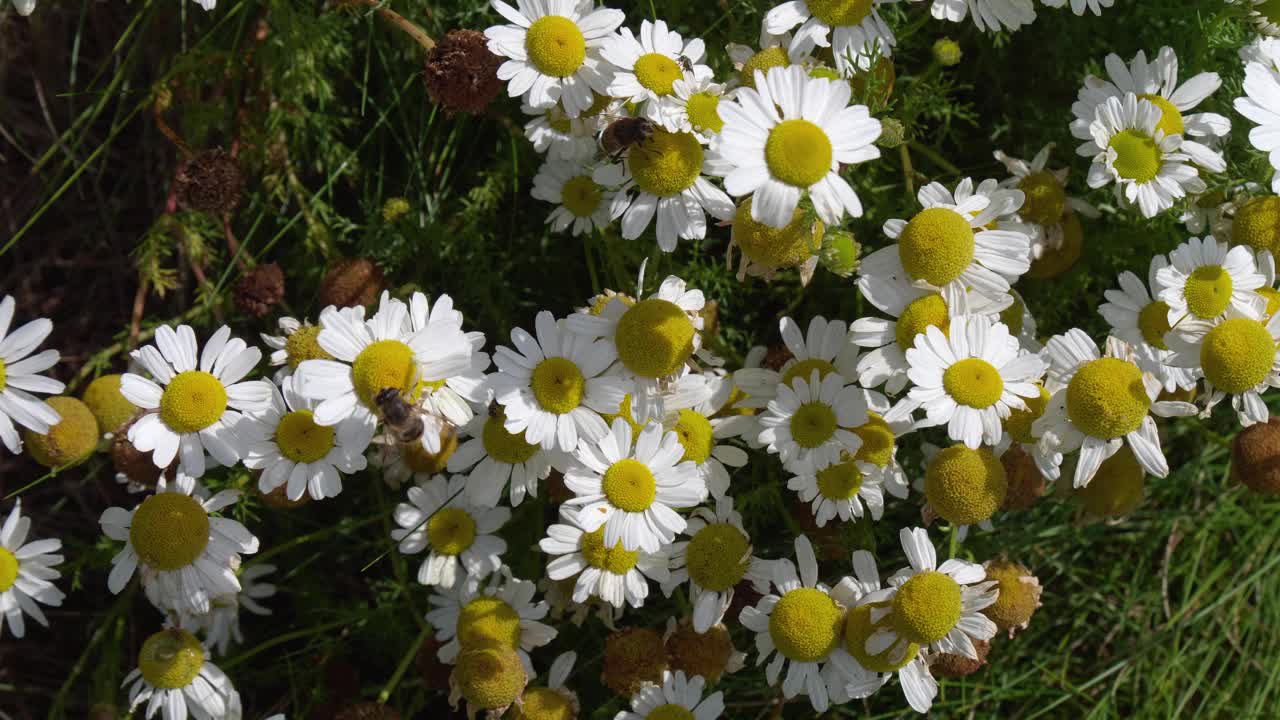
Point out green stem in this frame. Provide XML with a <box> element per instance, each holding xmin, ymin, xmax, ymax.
<box><xmin>908</xmin><ymin>141</ymin><xmax>963</xmax><ymax>177</ymax></box>
<box><xmin>949</xmin><ymin>523</ymin><xmax>959</xmax><ymax>559</ymax></box>
<box><xmin>378</xmin><ymin>623</ymin><xmax>433</xmax><ymax>704</ymax></box>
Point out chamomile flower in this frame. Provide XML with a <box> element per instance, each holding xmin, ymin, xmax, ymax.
<box><xmin>887</xmin><ymin>314</ymin><xmax>1047</xmax><ymax>449</ymax></box>
<box><xmin>260</xmin><ymin>316</ymin><xmax>331</xmax><ymax>383</ymax></box>
<box><xmin>669</xmin><ymin>76</ymin><xmax>728</xmax><ymax>141</ymax></box>
<box><xmin>179</xmin><ymin>564</ymin><xmax>276</xmax><ymax>656</ymax></box>
<box><xmin>124</xmin><ymin>628</ymin><xmax>236</xmax><ymax>720</ymax></box>
<box><xmin>483</xmin><ymin>0</ymin><xmax>624</xmax><ymax>116</ymax></box>
<box><xmin>612</xmin><ymin>670</ymin><xmax>725</xmax><ymax>720</ymax></box>
<box><xmin>121</xmin><ymin>325</ymin><xmax>272</xmax><ymax>478</ymax></box>
<box><xmin>392</xmin><ymin>474</ymin><xmax>509</xmax><ymax>589</ymax></box>
<box><xmin>523</xmin><ymin>102</ymin><xmax>600</xmax><ymax>162</ymax></box>
<box><xmin>425</xmin><ymin>569</ymin><xmax>557</xmax><ymax>672</ymax></box>
<box><xmin>738</xmin><ymin>535</ymin><xmax>852</xmax><ymax>712</ymax></box>
<box><xmin>711</xmin><ymin>65</ymin><xmax>881</xmax><ymax>229</ymax></box>
<box><xmin>850</xmin><ymin>281</ymin><xmax>981</xmax><ymax>395</ymax></box>
<box><xmin>100</xmin><ymin>480</ymin><xmax>259</xmax><ymax>615</ymax></box>
<box><xmin>600</xmin><ymin>19</ymin><xmax>712</xmax><ymax>130</ymax></box>
<box><xmin>0</xmin><ymin>295</ymin><xmax>64</xmax><ymax>455</ymax></box>
<box><xmin>1155</xmin><ymin>236</ymin><xmax>1265</xmax><ymax>324</ymax></box>
<box><xmin>408</xmin><ymin>292</ymin><xmax>490</xmax><ymax>440</ymax></box>
<box><xmin>240</xmin><ymin>376</ymin><xmax>374</xmax><ymax>502</ymax></box>
<box><xmin>1033</xmin><ymin>330</ymin><xmax>1196</xmax><ymax>488</ymax></box>
<box><xmin>858</xmin><ymin>179</ymin><xmax>1032</xmax><ymax>304</ymax></box>
<box><xmin>993</xmin><ymin>144</ymin><xmax>1099</xmax><ymax>260</ymax></box>
<box><xmin>532</xmin><ymin>157</ymin><xmax>623</xmax><ymax>236</ymax></box>
<box><xmin>1099</xmin><ymin>255</ymin><xmax>1199</xmax><ymax>392</ymax></box>
<box><xmin>1041</xmin><ymin>0</ymin><xmax>1111</xmax><ymax>15</ymax></box>
<box><xmin>732</xmin><ymin>315</ymin><xmax>861</xmax><ymax>409</ymax></box>
<box><xmin>1078</xmin><ymin>93</ymin><xmax>1206</xmax><ymax>218</ymax></box>
<box><xmin>540</xmin><ymin>506</ymin><xmax>669</xmax><ymax>609</ymax></box>
<box><xmin>448</xmin><ymin>409</ymin><xmax>555</xmax><ymax>508</ymax></box>
<box><xmin>0</xmin><ymin>501</ymin><xmax>64</xmax><ymax>638</ymax></box>
<box><xmin>1235</xmin><ymin>58</ymin><xmax>1280</xmax><ymax>193</ymax></box>
<box><xmin>920</xmin><ymin>0</ymin><xmax>1037</xmax><ymax>33</ymax></box>
<box><xmin>725</xmin><ymin>28</ymin><xmax>812</xmax><ymax>88</ymax></box>
<box><xmin>490</xmin><ymin>310</ymin><xmax>626</xmax><ymax>452</ymax></box>
<box><xmin>787</xmin><ymin>453</ymin><xmax>886</xmax><ymax>526</ymax></box>
<box><xmin>663</xmin><ymin>498</ymin><xmax>771</xmax><ymax>633</ymax></box>
<box><xmin>763</xmin><ymin>0</ymin><xmax>896</xmax><ymax>72</ymax></box>
<box><xmin>758</xmin><ymin>369</ymin><xmax>869</xmax><ymax>473</ymax></box>
<box><xmin>563</xmin><ymin>418</ymin><xmax>705</xmax><ymax>553</ymax></box>
<box><xmin>661</xmin><ymin>371</ymin><xmax>750</xmax><ymax>499</ymax></box>
<box><xmin>1165</xmin><ymin>305</ymin><xmax>1280</xmax><ymax>426</ymax></box>
<box><xmin>1070</xmin><ymin>47</ymin><xmax>1230</xmax><ymax>174</ymax></box>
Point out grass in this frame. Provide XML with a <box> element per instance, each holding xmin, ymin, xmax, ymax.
<box><xmin>2</xmin><ymin>0</ymin><xmax>1280</xmax><ymax>718</ymax></box>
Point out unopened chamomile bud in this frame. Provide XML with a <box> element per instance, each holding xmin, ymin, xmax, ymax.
<box><xmin>819</xmin><ymin>229</ymin><xmax>861</xmax><ymax>277</ymax></box>
<box><xmin>933</xmin><ymin>38</ymin><xmax>963</xmax><ymax>67</ymax></box>
<box><xmin>876</xmin><ymin>117</ymin><xmax>906</xmax><ymax>149</ymax></box>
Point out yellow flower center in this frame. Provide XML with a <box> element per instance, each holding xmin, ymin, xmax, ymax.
<box><xmin>806</xmin><ymin>0</ymin><xmax>874</xmax><ymax>26</ymax></box>
<box><xmin>982</xmin><ymin>560</ymin><xmax>1039</xmax><ymax>632</ymax></box>
<box><xmin>426</xmin><ymin>506</ymin><xmax>477</xmax><ymax>556</ymax></box>
<box><xmin>614</xmin><ymin>298</ymin><xmax>696</xmax><ymax>378</ymax></box>
<box><xmin>1066</xmin><ymin>357</ymin><xmax>1150</xmax><ymax>439</ymax></box>
<box><xmin>456</xmin><ymin>647</ymin><xmax>526</xmax><ymax>710</ymax></box>
<box><xmin>274</xmin><ymin>409</ymin><xmax>335</xmax><ymax>464</ymax></box>
<box><xmin>1183</xmin><ymin>265</ymin><xmax>1234</xmax><ymax>319</ymax></box>
<box><xmin>733</xmin><ymin>197</ymin><xmax>824</xmax><ymax>269</ymax></box>
<box><xmin>351</xmin><ymin>339</ymin><xmax>417</xmax><ymax>409</ymax></box>
<box><xmin>138</xmin><ymin>629</ymin><xmax>205</xmax><ymax>690</ymax></box>
<box><xmin>482</xmin><ymin>413</ymin><xmax>540</xmax><ymax>465</ymax></box>
<box><xmin>285</xmin><ymin>325</ymin><xmax>332</xmax><ymax>369</ymax></box>
<box><xmin>892</xmin><ymin>570</ymin><xmax>963</xmax><ymax>645</ymax></box>
<box><xmin>602</xmin><ymin>458</ymin><xmax>658</xmax><ymax>512</ymax></box>
<box><xmin>647</xmin><ymin>705</ymin><xmax>695</xmax><ymax>720</ymax></box>
<box><xmin>1005</xmin><ymin>384</ymin><xmax>1049</xmax><ymax>444</ymax></box>
<box><xmin>943</xmin><ymin>358</ymin><xmax>1005</xmax><ymax>409</ymax></box>
<box><xmin>524</xmin><ymin>15</ymin><xmax>586</xmax><ymax>78</ymax></box>
<box><xmin>531</xmin><ymin>357</ymin><xmax>586</xmax><ymax>415</ymax></box>
<box><xmin>925</xmin><ymin>444</ymin><xmax>1007</xmax><ymax>525</ymax></box>
<box><xmin>673</xmin><ymin>409</ymin><xmax>715</xmax><ymax>464</ymax></box>
<box><xmin>769</xmin><ymin>587</ymin><xmax>843</xmax><ymax>662</ymax></box>
<box><xmin>816</xmin><ymin>457</ymin><xmax>864</xmax><ymax>499</ymax></box>
<box><xmin>1017</xmin><ymin>170</ymin><xmax>1067</xmax><ymax>226</ymax></box>
<box><xmin>781</xmin><ymin>358</ymin><xmax>838</xmax><ymax>387</ymax></box>
<box><xmin>740</xmin><ymin>47</ymin><xmax>790</xmax><ymax>88</ymax></box>
<box><xmin>561</xmin><ymin>175</ymin><xmax>603</xmax><ymax>217</ymax></box>
<box><xmin>895</xmin><ymin>293</ymin><xmax>951</xmax><ymax>350</ymax></box>
<box><xmin>580</xmin><ymin>526</ymin><xmax>641</xmax><ymax>574</ymax></box>
<box><xmin>685</xmin><ymin>522</ymin><xmax>750</xmax><ymax>591</ymax></box>
<box><xmin>602</xmin><ymin>393</ymin><xmax>645</xmax><ymax>436</ymax></box>
<box><xmin>899</xmin><ymin>208</ymin><xmax>976</xmax><ymax>287</ymax></box>
<box><xmin>1233</xmin><ymin>196</ymin><xmax>1280</xmax><ymax>256</ymax></box>
<box><xmin>0</xmin><ymin>359</ymin><xmax>6</xmax><ymax>392</ymax></box>
<box><xmin>26</xmin><ymin>396</ymin><xmax>99</xmax><ymax>469</ymax></box>
<box><xmin>1108</xmin><ymin>129</ymin><xmax>1162</xmax><ymax>183</ymax></box>
<box><xmin>0</xmin><ymin>547</ymin><xmax>18</xmax><ymax>592</ymax></box>
<box><xmin>765</xmin><ymin>119</ymin><xmax>833</xmax><ymax>188</ymax></box>
<box><xmin>1000</xmin><ymin>293</ymin><xmax>1026</xmax><ymax>337</ymax></box>
<box><xmin>1200</xmin><ymin>317</ymin><xmax>1276</xmax><ymax>393</ymax></box>
<box><xmin>515</xmin><ymin>687</ymin><xmax>574</xmax><ymax>720</ymax></box>
<box><xmin>629</xmin><ymin>130</ymin><xmax>704</xmax><ymax>197</ymax></box>
<box><xmin>1076</xmin><ymin>446</ymin><xmax>1145</xmax><ymax>517</ymax></box>
<box><xmin>159</xmin><ymin>371</ymin><xmax>227</xmax><ymax>434</ymax></box>
<box><xmin>83</xmin><ymin>374</ymin><xmax>140</xmax><ymax>434</ymax></box>
<box><xmin>129</xmin><ymin>493</ymin><xmax>210</xmax><ymax>571</ymax></box>
<box><xmin>686</xmin><ymin>92</ymin><xmax>724</xmax><ymax>134</ymax></box>
<box><xmin>853</xmin><ymin>412</ymin><xmax>895</xmax><ymax>467</ymax></box>
<box><xmin>1139</xmin><ymin>93</ymin><xmax>1185</xmax><ymax>136</ymax></box>
<box><xmin>844</xmin><ymin>603</ymin><xmax>919</xmax><ymax>673</ymax></box>
<box><xmin>1138</xmin><ymin>301</ymin><xmax>1173</xmax><ymax>349</ymax></box>
<box><xmin>790</xmin><ymin>402</ymin><xmax>837</xmax><ymax>449</ymax></box>
<box><xmin>456</xmin><ymin>596</ymin><xmax>522</xmax><ymax>651</ymax></box>
<box><xmin>634</xmin><ymin>53</ymin><xmax>683</xmax><ymax>96</ymax></box>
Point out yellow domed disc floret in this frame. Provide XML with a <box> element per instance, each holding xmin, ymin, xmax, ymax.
<box><xmin>844</xmin><ymin>603</ymin><xmax>919</xmax><ymax>673</ymax></box>
<box><xmin>1108</xmin><ymin>130</ymin><xmax>1162</xmax><ymax>183</ymax></box>
<box><xmin>892</xmin><ymin>570</ymin><xmax>963</xmax><ymax>645</ymax></box>
<box><xmin>351</xmin><ymin>339</ymin><xmax>417</xmax><ymax>409</ymax></box>
<box><xmin>427</xmin><ymin>507</ymin><xmax>478</xmax><ymax>556</ymax></box>
<box><xmin>1183</xmin><ymin>265</ymin><xmax>1234</xmax><ymax>319</ymax></box>
<box><xmin>733</xmin><ymin>197</ymin><xmax>824</xmax><ymax>270</ymax></box>
<box><xmin>634</xmin><ymin>53</ymin><xmax>683</xmax><ymax>96</ymax></box>
<box><xmin>896</xmin><ymin>293</ymin><xmax>951</xmax><ymax>350</ymax></box>
<box><xmin>285</xmin><ymin>325</ymin><xmax>332</xmax><ymax>369</ymax></box>
<box><xmin>1076</xmin><ymin>446</ymin><xmax>1145</xmax><ymax>517</ymax></box>
<box><xmin>160</xmin><ymin>371</ymin><xmax>227</xmax><ymax>434</ymax></box>
<box><xmin>806</xmin><ymin>0</ymin><xmax>874</xmax><ymax>26</ymax></box>
<box><xmin>275</xmin><ymin>409</ymin><xmax>335</xmax><ymax>464</ymax></box>
<box><xmin>580</xmin><ymin>527</ymin><xmax>641</xmax><ymax>575</ymax></box>
<box><xmin>1066</xmin><ymin>358</ymin><xmax>1150</xmax><ymax>439</ymax></box>
<box><xmin>925</xmin><ymin>444</ymin><xmax>1007</xmax><ymax>525</ymax></box>
<box><xmin>781</xmin><ymin>358</ymin><xmax>838</xmax><ymax>386</ymax></box>
<box><xmin>614</xmin><ymin>298</ymin><xmax>696</xmax><ymax>378</ymax></box>
<box><xmin>685</xmin><ymin>522</ymin><xmax>750</xmax><ymax>591</ymax></box>
<box><xmin>765</xmin><ymin>120</ymin><xmax>833</xmax><ymax>188</ymax></box>
<box><xmin>1138</xmin><ymin>301</ymin><xmax>1173</xmax><ymax>349</ymax></box>
<box><xmin>602</xmin><ymin>458</ymin><xmax>657</xmax><ymax>512</ymax></box>
<box><xmin>817</xmin><ymin>457</ymin><xmax>864</xmax><ymax>499</ymax></box>
<box><xmin>739</xmin><ymin>47</ymin><xmax>790</xmax><ymax>88</ymax></box>
<box><xmin>630</xmin><ymin>130</ymin><xmax>704</xmax><ymax>197</ymax></box>
<box><xmin>514</xmin><ymin>687</ymin><xmax>575</xmax><ymax>720</ymax></box>
<box><xmin>139</xmin><ymin>629</ymin><xmax>205</xmax><ymax>690</ymax></box>
<box><xmin>943</xmin><ymin>358</ymin><xmax>1005</xmax><ymax>409</ymax></box>
<box><xmin>455</xmin><ymin>647</ymin><xmax>526</xmax><ymax>710</ymax></box>
<box><xmin>1017</xmin><ymin>171</ymin><xmax>1067</xmax><ymax>226</ymax></box>
<box><xmin>25</xmin><ymin>397</ymin><xmax>99</xmax><ymax>469</ymax></box>
<box><xmin>456</xmin><ymin>596</ymin><xmax>522</xmax><ymax>650</ymax></box>
<box><xmin>1139</xmin><ymin>93</ymin><xmax>1185</xmax><ymax>136</ymax></box>
<box><xmin>673</xmin><ymin>409</ymin><xmax>715</xmax><ymax>464</ymax></box>
<box><xmin>1200</xmin><ymin>317</ymin><xmax>1276</xmax><ymax>393</ymax></box>
<box><xmin>982</xmin><ymin>560</ymin><xmax>1040</xmax><ymax>632</ymax></box>
<box><xmin>1005</xmin><ymin>384</ymin><xmax>1049</xmax><ymax>444</ymax></box>
<box><xmin>482</xmin><ymin>413</ymin><xmax>540</xmax><ymax>465</ymax></box>
<box><xmin>853</xmin><ymin>412</ymin><xmax>895</xmax><ymax>467</ymax></box>
<box><xmin>562</xmin><ymin>175</ymin><xmax>603</xmax><ymax>217</ymax></box>
<box><xmin>0</xmin><ymin>547</ymin><xmax>18</xmax><ymax>592</ymax></box>
<box><xmin>1233</xmin><ymin>196</ymin><xmax>1280</xmax><ymax>256</ymax></box>
<box><xmin>768</xmin><ymin>587</ymin><xmax>844</xmax><ymax>662</ymax></box>
<box><xmin>686</xmin><ymin>92</ymin><xmax>724</xmax><ymax>134</ymax></box>
<box><xmin>82</xmin><ymin>374</ymin><xmax>139</xmax><ymax>433</ymax></box>
<box><xmin>898</xmin><ymin>208</ymin><xmax>975</xmax><ymax>287</ymax></box>
<box><xmin>790</xmin><ymin>403</ymin><xmax>837</xmax><ymax>449</ymax></box>
<box><xmin>524</xmin><ymin>16</ymin><xmax>587</xmax><ymax>78</ymax></box>
<box><xmin>129</xmin><ymin>493</ymin><xmax>210</xmax><ymax>571</ymax></box>
<box><xmin>531</xmin><ymin>357</ymin><xmax>586</xmax><ymax>414</ymax></box>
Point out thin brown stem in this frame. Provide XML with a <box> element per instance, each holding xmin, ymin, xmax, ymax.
<box><xmin>340</xmin><ymin>0</ymin><xmax>435</xmax><ymax>51</ymax></box>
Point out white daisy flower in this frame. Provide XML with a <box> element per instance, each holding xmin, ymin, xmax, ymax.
<box><xmin>763</xmin><ymin>0</ymin><xmax>896</xmax><ymax>72</ymax></box>
<box><xmin>1033</xmin><ymin>330</ymin><xmax>1197</xmax><ymax>488</ymax></box>
<box><xmin>1099</xmin><ymin>254</ymin><xmax>1199</xmax><ymax>392</ymax></box>
<box><xmin>992</xmin><ymin>144</ymin><xmax>1099</xmax><ymax>261</ymax></box>
<box><xmin>1235</xmin><ymin>55</ymin><xmax>1280</xmax><ymax>194</ymax></box>
<box><xmin>787</xmin><ymin>453</ymin><xmax>886</xmax><ymax>527</ymax></box>
<box><xmin>490</xmin><ymin>310</ymin><xmax>626</xmax><ymax>453</ymax></box>
<box><xmin>0</xmin><ymin>295</ymin><xmax>64</xmax><ymax>455</ymax></box>
<box><xmin>407</xmin><ymin>292</ymin><xmax>491</xmax><ymax>439</ymax></box>
<box><xmin>483</xmin><ymin>0</ymin><xmax>624</xmax><ymax>116</ymax></box>
<box><xmin>539</xmin><ymin>505</ymin><xmax>669</xmax><ymax>608</ymax></box>
<box><xmin>1041</xmin><ymin>0</ymin><xmax>1111</xmax><ymax>14</ymax></box>
<box><xmin>121</xmin><ymin>325</ymin><xmax>272</xmax><ymax>478</ymax></box>
<box><xmin>758</xmin><ymin>369</ymin><xmax>870</xmax><ymax>473</ymax></box>
<box><xmin>100</xmin><ymin>479</ymin><xmax>259</xmax><ymax>615</ymax></box>
<box><xmin>659</xmin><ymin>370</ymin><xmax>750</xmax><ymax>499</ymax></box>
<box><xmin>448</xmin><ymin>408</ymin><xmax>555</xmax><ymax>508</ymax></box>
<box><xmin>0</xmin><ymin>500</ymin><xmax>64</xmax><ymax>638</ymax></box>
<box><xmin>522</xmin><ymin>101</ymin><xmax>600</xmax><ymax>162</ymax></box>
<box><xmin>738</xmin><ymin>535</ymin><xmax>855</xmax><ymax>712</ymax></box>
<box><xmin>123</xmin><ymin>627</ymin><xmax>236</xmax><ymax>720</ymax></box>
<box><xmin>710</xmin><ymin>65</ymin><xmax>881</xmax><ymax>229</ymax></box>
<box><xmin>1078</xmin><ymin>93</ymin><xmax>1206</xmax><ymax>218</ymax></box>
<box><xmin>600</xmin><ymin>19</ymin><xmax>713</xmax><ymax>131</ymax></box>
<box><xmin>663</xmin><ymin>498</ymin><xmax>771</xmax><ymax>632</ymax></box>
<box><xmin>1070</xmin><ymin>47</ymin><xmax>1230</xmax><ymax>174</ymax></box>
<box><xmin>240</xmin><ymin>375</ymin><xmax>374</xmax><ymax>501</ymax></box>
<box><xmin>732</xmin><ymin>315</ymin><xmax>861</xmax><ymax>409</ymax></box>
<box><xmin>532</xmin><ymin>157</ymin><xmax>624</xmax><ymax>236</ymax></box>
<box><xmin>392</xmin><ymin>474</ymin><xmax>509</xmax><ymax>589</ymax></box>
<box><xmin>259</xmin><ymin>316</ymin><xmax>330</xmax><ymax>384</ymax></box>
<box><xmin>425</xmin><ymin>569</ymin><xmax>557</xmax><ymax>672</ymax></box>
<box><xmin>178</xmin><ymin>564</ymin><xmax>276</xmax><ymax>656</ymax></box>
<box><xmin>563</xmin><ymin>418</ymin><xmax>705</xmax><ymax>553</ymax></box>
<box><xmin>1156</xmin><ymin>235</ymin><xmax>1266</xmax><ymax>326</ymax></box>
<box><xmin>613</xmin><ymin>670</ymin><xmax>725</xmax><ymax>720</ymax></box>
<box><xmin>886</xmin><ymin>314</ymin><xmax>1047</xmax><ymax>449</ymax></box>
<box><xmin>668</xmin><ymin>76</ymin><xmax>729</xmax><ymax>142</ymax></box>
<box><xmin>919</xmin><ymin>0</ymin><xmax>1037</xmax><ymax>33</ymax></box>
<box><xmin>1166</xmin><ymin>304</ymin><xmax>1280</xmax><ymax>426</ymax></box>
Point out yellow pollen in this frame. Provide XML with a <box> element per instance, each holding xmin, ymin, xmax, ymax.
<box><xmin>1138</xmin><ymin>301</ymin><xmax>1173</xmax><ymax>349</ymax></box>
<box><xmin>769</xmin><ymin>587</ymin><xmax>843</xmax><ymax>662</ymax></box>
<box><xmin>629</xmin><ymin>130</ymin><xmax>704</xmax><ymax>197</ymax></box>
<box><xmin>740</xmin><ymin>47</ymin><xmax>790</xmax><ymax>88</ymax></box>
<box><xmin>274</xmin><ymin>409</ymin><xmax>335</xmax><ymax>464</ymax></box>
<box><xmin>0</xmin><ymin>547</ymin><xmax>18</xmax><ymax>592</ymax></box>
<box><xmin>482</xmin><ymin>413</ymin><xmax>540</xmax><ymax>465</ymax></box>
<box><xmin>634</xmin><ymin>53</ymin><xmax>683</xmax><ymax>96</ymax></box>
<box><xmin>685</xmin><ymin>522</ymin><xmax>750</xmax><ymax>591</ymax></box>
<box><xmin>602</xmin><ymin>458</ymin><xmax>658</xmax><ymax>512</ymax></box>
<box><xmin>1076</xmin><ymin>446</ymin><xmax>1145</xmax><ymax>517</ymax></box>
<box><xmin>1017</xmin><ymin>170</ymin><xmax>1067</xmax><ymax>225</ymax></box>
<box><xmin>1139</xmin><ymin>93</ymin><xmax>1185</xmax><ymax>136</ymax></box>
<box><xmin>781</xmin><ymin>358</ymin><xmax>838</xmax><ymax>386</ymax></box>
<box><xmin>1005</xmin><ymin>384</ymin><xmax>1049</xmax><ymax>444</ymax></box>
<box><xmin>580</xmin><ymin>526</ymin><xmax>641</xmax><ymax>574</ymax></box>
<box><xmin>351</xmin><ymin>339</ymin><xmax>417</xmax><ymax>409</ymax></box>
<box><xmin>561</xmin><ymin>175</ymin><xmax>603</xmax><ymax>217</ymax></box>
<box><xmin>925</xmin><ymin>444</ymin><xmax>1007</xmax><ymax>525</ymax></box>
<box><xmin>1233</xmin><ymin>196</ymin><xmax>1280</xmax><ymax>256</ymax></box>
<box><xmin>138</xmin><ymin>629</ymin><xmax>205</xmax><ymax>690</ymax></box>
<box><xmin>673</xmin><ymin>409</ymin><xmax>715</xmax><ymax>464</ymax></box>
<box><xmin>892</xmin><ymin>570</ymin><xmax>963</xmax><ymax>645</ymax></box>
<box><xmin>455</xmin><ymin>647</ymin><xmax>526</xmax><ymax>710</ymax></box>
<box><xmin>806</xmin><ymin>0</ymin><xmax>874</xmax><ymax>26</ymax></box>
<box><xmin>1200</xmin><ymin>317</ymin><xmax>1276</xmax><ymax>393</ymax></box>
<box><xmin>943</xmin><ymin>358</ymin><xmax>1005</xmax><ymax>408</ymax></box>
<box><xmin>765</xmin><ymin>119</ymin><xmax>833</xmax><ymax>188</ymax></box>
<box><xmin>524</xmin><ymin>16</ymin><xmax>586</xmax><ymax>78</ymax></box>
<box><xmin>1183</xmin><ymin>265</ymin><xmax>1234</xmax><ymax>319</ymax></box>
<box><xmin>844</xmin><ymin>603</ymin><xmax>919</xmax><ymax>673</ymax></box>
<box><xmin>733</xmin><ymin>197</ymin><xmax>824</xmax><ymax>269</ymax></box>
<box><xmin>898</xmin><ymin>208</ymin><xmax>976</xmax><ymax>286</ymax></box>
<box><xmin>853</xmin><ymin>412</ymin><xmax>895</xmax><ymax>467</ymax></box>
<box><xmin>1108</xmin><ymin>129</ymin><xmax>1162</xmax><ymax>183</ymax></box>
<box><xmin>614</xmin><ymin>298</ymin><xmax>696</xmax><ymax>378</ymax></box>
<box><xmin>790</xmin><ymin>402</ymin><xmax>837</xmax><ymax>449</ymax></box>
<box><xmin>456</xmin><ymin>596</ymin><xmax>522</xmax><ymax>651</ymax></box>
<box><xmin>646</xmin><ymin>705</ymin><xmax>695</xmax><ymax>720</ymax></box>
<box><xmin>427</xmin><ymin>507</ymin><xmax>478</xmax><ymax>556</ymax></box>
<box><xmin>531</xmin><ymin>357</ymin><xmax>586</xmax><ymax>414</ymax></box>
<box><xmin>514</xmin><ymin>687</ymin><xmax>574</xmax><ymax>720</ymax></box>
<box><xmin>1066</xmin><ymin>358</ymin><xmax>1150</xmax><ymax>439</ymax></box>
<box><xmin>129</xmin><ymin>493</ymin><xmax>210</xmax><ymax>571</ymax></box>
<box><xmin>686</xmin><ymin>92</ymin><xmax>724</xmax><ymax>134</ymax></box>
<box><xmin>896</xmin><ymin>293</ymin><xmax>951</xmax><ymax>350</ymax></box>
<box><xmin>816</xmin><ymin>457</ymin><xmax>864</xmax><ymax>499</ymax></box>
<box><xmin>159</xmin><ymin>371</ymin><xmax>227</xmax><ymax>434</ymax></box>
<box><xmin>285</xmin><ymin>325</ymin><xmax>332</xmax><ymax>369</ymax></box>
